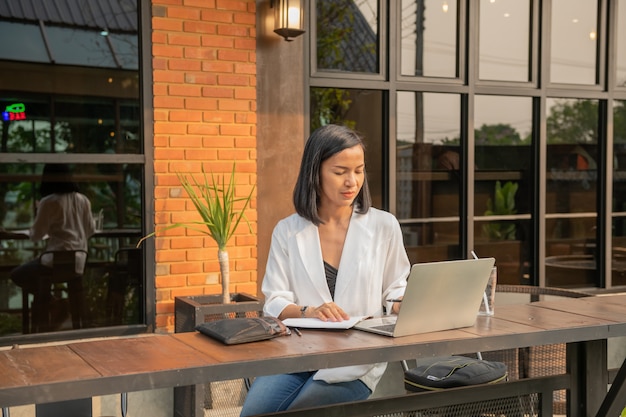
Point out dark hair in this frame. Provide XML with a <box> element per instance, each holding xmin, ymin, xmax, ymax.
<box><xmin>293</xmin><ymin>124</ymin><xmax>371</xmax><ymax>225</ymax></box>
<box><xmin>39</xmin><ymin>164</ymin><xmax>80</xmax><ymax>198</ymax></box>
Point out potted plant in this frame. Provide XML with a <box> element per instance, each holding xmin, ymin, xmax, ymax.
<box><xmin>138</xmin><ymin>163</ymin><xmax>255</xmax><ymax>304</ymax></box>
<box><xmin>477</xmin><ymin>180</ymin><xmax>522</xmax><ymax>285</ymax></box>
<box><xmin>482</xmin><ymin>180</ymin><xmax>518</xmax><ymax>240</ymax></box>
<box><xmin>139</xmin><ymin>164</ymin><xmax>260</xmax><ymax>417</ymax></box>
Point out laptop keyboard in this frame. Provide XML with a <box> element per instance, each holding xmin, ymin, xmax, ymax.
<box><xmin>372</xmin><ymin>323</ymin><xmax>396</xmax><ymax>333</ymax></box>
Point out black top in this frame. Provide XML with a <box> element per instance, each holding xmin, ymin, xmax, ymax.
<box><xmin>324</xmin><ymin>261</ymin><xmax>338</xmax><ymax>299</ymax></box>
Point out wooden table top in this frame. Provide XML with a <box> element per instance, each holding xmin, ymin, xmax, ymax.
<box><xmin>0</xmin><ymin>294</ymin><xmax>625</xmax><ymax>407</ymax></box>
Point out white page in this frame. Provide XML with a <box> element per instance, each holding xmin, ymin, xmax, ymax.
<box><xmin>282</xmin><ymin>316</ymin><xmax>370</xmax><ymax>330</ymax></box>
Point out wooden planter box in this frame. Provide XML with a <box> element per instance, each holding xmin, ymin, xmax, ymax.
<box><xmin>174</xmin><ymin>293</ymin><xmax>263</xmax><ymax>417</ymax></box>
<box><xmin>175</xmin><ymin>293</ymin><xmax>263</xmax><ymax>333</ymax></box>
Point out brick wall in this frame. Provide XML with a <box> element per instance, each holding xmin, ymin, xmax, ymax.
<box><xmin>151</xmin><ymin>0</ymin><xmax>257</xmax><ymax>333</ymax></box>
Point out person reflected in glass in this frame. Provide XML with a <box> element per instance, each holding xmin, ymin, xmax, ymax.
<box><xmin>239</xmin><ymin>124</ymin><xmax>410</xmax><ymax>416</ymax></box>
<box><xmin>10</xmin><ymin>164</ymin><xmax>95</xmax><ymax>331</ymax></box>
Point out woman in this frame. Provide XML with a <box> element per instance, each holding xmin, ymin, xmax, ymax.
<box><xmin>10</xmin><ymin>164</ymin><xmax>95</xmax><ymax>329</ymax></box>
<box><xmin>240</xmin><ymin>124</ymin><xmax>410</xmax><ymax>415</ymax></box>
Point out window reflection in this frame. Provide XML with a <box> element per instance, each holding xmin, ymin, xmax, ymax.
<box><xmin>0</xmin><ymin>22</ymin><xmax>138</xmax><ymax>70</ymax></box>
<box><xmin>474</xmin><ymin>95</ymin><xmax>532</xmax><ymax>215</ymax></box>
<box><xmin>0</xmin><ymin>96</ymin><xmax>140</xmax><ymax>154</ymax></box>
<box><xmin>613</xmin><ymin>100</ymin><xmax>626</xmax><ymax>285</ymax></box>
<box><xmin>46</xmin><ymin>26</ymin><xmax>118</xmax><ymax>68</ymax></box>
<box><xmin>396</xmin><ymin>91</ymin><xmax>461</xmax><ymax>263</ymax></box>
<box><xmin>474</xmin><ymin>95</ymin><xmax>532</xmax><ymax>284</ymax></box>
<box><xmin>479</xmin><ymin>0</ymin><xmax>530</xmax><ymax>82</ymax></box>
<box><xmin>0</xmin><ymin>163</ymin><xmax>143</xmax><ymax>336</ymax></box>
<box><xmin>310</xmin><ymin>87</ymin><xmax>383</xmax><ymax>207</ymax></box>
<box><xmin>315</xmin><ymin>0</ymin><xmax>379</xmax><ymax>74</ymax></box>
<box><xmin>617</xmin><ymin>1</ymin><xmax>626</xmax><ymax>88</ymax></box>
<box><xmin>400</xmin><ymin>0</ymin><xmax>458</xmax><ymax>78</ymax></box>
<box><xmin>0</xmin><ymin>0</ymin><xmax>141</xmax><ymax>339</ymax></box>
<box><xmin>550</xmin><ymin>0</ymin><xmax>598</xmax><ymax>85</ymax></box>
<box><xmin>0</xmin><ymin>22</ymin><xmax>49</xmax><ymax>63</ymax></box>
<box><xmin>545</xmin><ymin>98</ymin><xmax>598</xmax><ymax>286</ymax></box>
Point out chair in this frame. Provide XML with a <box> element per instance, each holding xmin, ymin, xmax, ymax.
<box><xmin>106</xmin><ymin>248</ymin><xmax>143</xmax><ymax>325</ymax></box>
<box><xmin>397</xmin><ymin>284</ymin><xmax>593</xmax><ymax>416</ymax></box>
<box><xmin>21</xmin><ymin>249</ymin><xmax>88</xmax><ymax>334</ymax></box>
<box><xmin>489</xmin><ymin>284</ymin><xmax>593</xmax><ymax>415</ymax></box>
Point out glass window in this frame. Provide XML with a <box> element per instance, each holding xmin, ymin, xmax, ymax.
<box><xmin>46</xmin><ymin>26</ymin><xmax>117</xmax><ymax>69</ymax></box>
<box><xmin>400</xmin><ymin>0</ymin><xmax>458</xmax><ymax>78</ymax></box>
<box><xmin>550</xmin><ymin>0</ymin><xmax>598</xmax><ymax>85</ymax></box>
<box><xmin>479</xmin><ymin>0</ymin><xmax>531</xmax><ymax>82</ymax></box>
<box><xmin>108</xmin><ymin>33</ymin><xmax>140</xmax><ymax>71</ymax></box>
<box><xmin>0</xmin><ymin>0</ymin><xmax>141</xmax><ymax>339</ymax></box>
<box><xmin>0</xmin><ymin>163</ymin><xmax>143</xmax><ymax>337</ymax></box>
<box><xmin>617</xmin><ymin>0</ymin><xmax>626</xmax><ymax>88</ymax></box>
<box><xmin>315</xmin><ymin>0</ymin><xmax>380</xmax><ymax>74</ymax></box>
<box><xmin>396</xmin><ymin>91</ymin><xmax>461</xmax><ymax>263</ymax></box>
<box><xmin>310</xmin><ymin>87</ymin><xmax>384</xmax><ymax>206</ymax></box>
<box><xmin>474</xmin><ymin>95</ymin><xmax>533</xmax><ymax>284</ymax></box>
<box><xmin>309</xmin><ymin>1</ymin><xmax>625</xmax><ymax>292</ymax></box>
<box><xmin>0</xmin><ymin>21</ymin><xmax>49</xmax><ymax>63</ymax></box>
<box><xmin>613</xmin><ymin>100</ymin><xmax>626</xmax><ymax>285</ymax></box>
<box><xmin>0</xmin><ymin>96</ymin><xmax>140</xmax><ymax>154</ymax></box>
<box><xmin>545</xmin><ymin>98</ymin><xmax>598</xmax><ymax>286</ymax></box>
<box><xmin>0</xmin><ymin>96</ymin><xmax>52</xmax><ymax>152</ymax></box>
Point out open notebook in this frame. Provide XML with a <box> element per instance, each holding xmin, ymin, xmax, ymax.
<box><xmin>354</xmin><ymin>257</ymin><xmax>495</xmax><ymax>337</ymax></box>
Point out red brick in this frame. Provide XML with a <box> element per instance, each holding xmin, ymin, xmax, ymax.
<box><xmin>217</xmin><ymin>49</ymin><xmax>249</xmax><ymax>62</ymax></box>
<box><xmin>169</xmin><ymin>110</ymin><xmax>203</xmax><ymax>122</ymax></box>
<box><xmin>186</xmin><ymin>125</ymin><xmax>215</xmax><ymax>136</ymax></box>
<box><xmin>202</xmin><ymin>87</ymin><xmax>234</xmax><ymax>98</ymax></box>
<box><xmin>153</xmin><ymin>44</ymin><xmax>184</xmax><ymax>58</ymax></box>
<box><xmin>167</xmin><ymin>6</ymin><xmax>201</xmax><ymax>20</ymax></box>
<box><xmin>185</xmin><ymin>73</ymin><xmax>218</xmax><ymax>85</ymax></box>
<box><xmin>169</xmin><ymin>59</ymin><xmax>202</xmax><ymax>71</ymax></box>
<box><xmin>168</xmin><ymin>33</ymin><xmax>202</xmax><ymax>46</ymax></box>
<box><xmin>203</xmin><ymin>112</ymin><xmax>236</xmax><ymax>123</ymax></box>
<box><xmin>217</xmin><ymin>75</ymin><xmax>251</xmax><ymax>87</ymax></box>
<box><xmin>153</xmin><ymin>17</ymin><xmax>183</xmax><ymax>31</ymax></box>
<box><xmin>183</xmin><ymin>21</ymin><xmax>217</xmax><ymax>34</ymax></box>
<box><xmin>154</xmin><ymin>70</ymin><xmax>186</xmax><ymax>84</ymax></box>
<box><xmin>217</xmin><ymin>24</ymin><xmax>249</xmax><ymax>37</ymax></box>
<box><xmin>217</xmin><ymin>98</ymin><xmax>250</xmax><ymax>110</ymax></box>
<box><xmin>202</xmin><ymin>9</ymin><xmax>233</xmax><ymax>23</ymax></box>
<box><xmin>201</xmin><ymin>36</ymin><xmax>234</xmax><ymax>49</ymax></box>
<box><xmin>216</xmin><ymin>0</ymin><xmax>248</xmax><ymax>12</ymax></box>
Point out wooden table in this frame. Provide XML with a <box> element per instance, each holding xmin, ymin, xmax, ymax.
<box><xmin>1</xmin><ymin>294</ymin><xmax>626</xmax><ymax>416</ymax></box>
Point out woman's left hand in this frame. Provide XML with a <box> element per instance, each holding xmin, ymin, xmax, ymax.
<box><xmin>391</xmin><ymin>297</ymin><xmax>403</xmax><ymax>314</ymax></box>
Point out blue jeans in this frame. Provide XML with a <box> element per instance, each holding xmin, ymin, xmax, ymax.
<box><xmin>239</xmin><ymin>371</ymin><xmax>371</xmax><ymax>416</ymax></box>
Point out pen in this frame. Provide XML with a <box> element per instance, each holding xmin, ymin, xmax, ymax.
<box><xmin>293</xmin><ymin>328</ymin><xmax>302</xmax><ymax>337</ymax></box>
<box><xmin>386</xmin><ymin>299</ymin><xmax>403</xmax><ymax>303</ymax></box>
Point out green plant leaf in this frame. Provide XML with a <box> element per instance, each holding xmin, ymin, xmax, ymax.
<box><xmin>482</xmin><ymin>180</ymin><xmax>519</xmax><ymax>240</ymax></box>
<box><xmin>137</xmin><ymin>163</ymin><xmax>255</xmax><ymax>251</ymax></box>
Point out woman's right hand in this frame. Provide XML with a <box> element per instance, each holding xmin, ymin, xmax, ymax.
<box><xmin>308</xmin><ymin>302</ymin><xmax>350</xmax><ymax>322</ymax></box>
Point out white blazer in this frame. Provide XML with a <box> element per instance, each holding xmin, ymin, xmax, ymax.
<box><xmin>262</xmin><ymin>207</ymin><xmax>411</xmax><ymax>392</ymax></box>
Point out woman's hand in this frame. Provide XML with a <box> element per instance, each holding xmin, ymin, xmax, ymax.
<box><xmin>307</xmin><ymin>302</ymin><xmax>350</xmax><ymax>322</ymax></box>
<box><xmin>391</xmin><ymin>296</ymin><xmax>403</xmax><ymax>314</ymax></box>
<box><xmin>391</xmin><ymin>302</ymin><xmax>401</xmax><ymax>314</ymax></box>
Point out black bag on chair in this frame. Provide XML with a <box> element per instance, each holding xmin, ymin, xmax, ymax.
<box><xmin>404</xmin><ymin>355</ymin><xmax>507</xmax><ymax>392</ymax></box>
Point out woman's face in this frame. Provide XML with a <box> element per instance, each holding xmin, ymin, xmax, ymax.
<box><xmin>319</xmin><ymin>145</ymin><xmax>365</xmax><ymax>210</ymax></box>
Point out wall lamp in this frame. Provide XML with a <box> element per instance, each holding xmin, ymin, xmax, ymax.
<box><xmin>271</xmin><ymin>0</ymin><xmax>305</xmax><ymax>41</ymax></box>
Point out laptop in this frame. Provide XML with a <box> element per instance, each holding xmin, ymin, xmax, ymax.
<box><xmin>354</xmin><ymin>257</ymin><xmax>496</xmax><ymax>337</ymax></box>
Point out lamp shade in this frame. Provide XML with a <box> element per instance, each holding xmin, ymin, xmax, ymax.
<box><xmin>273</xmin><ymin>0</ymin><xmax>305</xmax><ymax>41</ymax></box>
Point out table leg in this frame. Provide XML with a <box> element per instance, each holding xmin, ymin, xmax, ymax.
<box><xmin>567</xmin><ymin>339</ymin><xmax>608</xmax><ymax>417</ymax></box>
<box><xmin>595</xmin><ymin>355</ymin><xmax>626</xmax><ymax>417</ymax></box>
